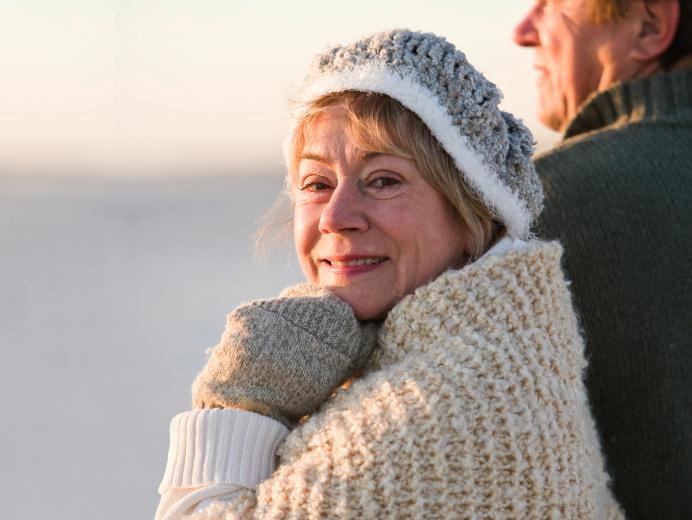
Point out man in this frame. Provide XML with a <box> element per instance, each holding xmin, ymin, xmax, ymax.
<box><xmin>514</xmin><ymin>1</ymin><xmax>691</xmax><ymax>518</ymax></box>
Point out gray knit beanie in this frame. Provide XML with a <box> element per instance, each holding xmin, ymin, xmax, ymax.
<box><xmin>286</xmin><ymin>29</ymin><xmax>543</xmax><ymax>239</ymax></box>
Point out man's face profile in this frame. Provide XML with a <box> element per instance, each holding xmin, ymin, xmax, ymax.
<box><xmin>513</xmin><ymin>0</ymin><xmax>635</xmax><ymax>131</ymax></box>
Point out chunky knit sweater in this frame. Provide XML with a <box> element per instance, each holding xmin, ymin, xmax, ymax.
<box><xmin>157</xmin><ymin>241</ymin><xmax>621</xmax><ymax>519</ymax></box>
<box><xmin>535</xmin><ymin>70</ymin><xmax>692</xmax><ymax>519</ymax></box>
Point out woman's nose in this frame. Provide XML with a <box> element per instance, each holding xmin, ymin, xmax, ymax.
<box><xmin>318</xmin><ymin>183</ymin><xmax>369</xmax><ymax>234</ymax></box>
<box><xmin>513</xmin><ymin>5</ymin><xmax>540</xmax><ymax>47</ymax></box>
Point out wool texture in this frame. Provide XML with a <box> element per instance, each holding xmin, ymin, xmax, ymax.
<box><xmin>287</xmin><ymin>29</ymin><xmax>543</xmax><ymax>239</ymax></box>
<box><xmin>535</xmin><ymin>69</ymin><xmax>692</xmax><ymax>519</ymax></box>
<box><xmin>188</xmin><ymin>242</ymin><xmax>622</xmax><ymax>519</ymax></box>
<box><xmin>191</xmin><ymin>284</ymin><xmax>378</xmax><ymax>427</ymax></box>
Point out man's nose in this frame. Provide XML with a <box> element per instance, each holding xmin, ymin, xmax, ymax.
<box><xmin>513</xmin><ymin>6</ymin><xmax>540</xmax><ymax>47</ymax></box>
<box><xmin>318</xmin><ymin>183</ymin><xmax>369</xmax><ymax>234</ymax></box>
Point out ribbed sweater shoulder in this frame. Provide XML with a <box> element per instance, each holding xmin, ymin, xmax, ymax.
<box><xmin>191</xmin><ymin>241</ymin><xmax>621</xmax><ymax>519</ymax></box>
<box><xmin>535</xmin><ymin>70</ymin><xmax>691</xmax><ymax>223</ymax></box>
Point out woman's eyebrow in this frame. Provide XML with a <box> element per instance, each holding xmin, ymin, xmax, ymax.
<box><xmin>361</xmin><ymin>151</ymin><xmax>384</xmax><ymax>161</ymax></box>
<box><xmin>298</xmin><ymin>153</ymin><xmax>332</xmax><ymax>165</ymax></box>
<box><xmin>298</xmin><ymin>151</ymin><xmax>386</xmax><ymax>165</ymax></box>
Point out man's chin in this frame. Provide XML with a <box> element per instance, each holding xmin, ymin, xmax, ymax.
<box><xmin>537</xmin><ymin>105</ymin><xmax>565</xmax><ymax>132</ymax></box>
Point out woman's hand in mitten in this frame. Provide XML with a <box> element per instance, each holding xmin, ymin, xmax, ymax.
<box><xmin>191</xmin><ymin>284</ymin><xmax>378</xmax><ymax>427</ymax></box>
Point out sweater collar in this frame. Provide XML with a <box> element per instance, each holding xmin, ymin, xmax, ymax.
<box><xmin>372</xmin><ymin>240</ymin><xmax>566</xmax><ymax>366</ymax></box>
<box><xmin>563</xmin><ymin>69</ymin><xmax>692</xmax><ymax>140</ymax></box>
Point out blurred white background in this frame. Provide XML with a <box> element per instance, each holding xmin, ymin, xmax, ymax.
<box><xmin>0</xmin><ymin>1</ymin><xmax>557</xmax><ymax>518</ymax></box>
<box><xmin>0</xmin><ymin>176</ymin><xmax>302</xmax><ymax>518</ymax></box>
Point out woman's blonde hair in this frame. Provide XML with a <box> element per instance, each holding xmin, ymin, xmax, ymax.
<box><xmin>259</xmin><ymin>91</ymin><xmax>503</xmax><ymax>261</ymax></box>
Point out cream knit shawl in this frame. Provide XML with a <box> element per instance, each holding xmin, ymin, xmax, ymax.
<box><xmin>192</xmin><ymin>241</ymin><xmax>622</xmax><ymax>519</ymax></box>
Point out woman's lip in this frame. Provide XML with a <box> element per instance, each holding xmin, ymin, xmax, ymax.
<box><xmin>323</xmin><ymin>255</ymin><xmax>388</xmax><ymax>262</ymax></box>
<box><xmin>320</xmin><ymin>255</ymin><xmax>389</xmax><ymax>275</ymax></box>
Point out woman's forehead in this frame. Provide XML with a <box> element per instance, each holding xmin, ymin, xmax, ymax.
<box><xmin>300</xmin><ymin>107</ymin><xmax>402</xmax><ymax>159</ymax></box>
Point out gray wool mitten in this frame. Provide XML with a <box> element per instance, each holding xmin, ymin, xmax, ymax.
<box><xmin>191</xmin><ymin>284</ymin><xmax>379</xmax><ymax>427</ymax></box>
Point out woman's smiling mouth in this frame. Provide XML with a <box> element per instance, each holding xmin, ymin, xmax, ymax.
<box><xmin>322</xmin><ymin>255</ymin><xmax>389</xmax><ymax>274</ymax></box>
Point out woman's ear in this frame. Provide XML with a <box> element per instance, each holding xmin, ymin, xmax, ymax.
<box><xmin>629</xmin><ymin>0</ymin><xmax>680</xmax><ymax>63</ymax></box>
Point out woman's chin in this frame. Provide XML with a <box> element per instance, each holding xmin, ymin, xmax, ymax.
<box><xmin>328</xmin><ymin>286</ymin><xmax>392</xmax><ymax>321</ymax></box>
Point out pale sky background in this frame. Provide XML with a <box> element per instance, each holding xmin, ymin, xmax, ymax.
<box><xmin>0</xmin><ymin>0</ymin><xmax>559</xmax><ymax>176</ymax></box>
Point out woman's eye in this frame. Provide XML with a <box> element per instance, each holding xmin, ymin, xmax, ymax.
<box><xmin>370</xmin><ymin>176</ymin><xmax>400</xmax><ymax>189</ymax></box>
<box><xmin>300</xmin><ymin>181</ymin><xmax>332</xmax><ymax>192</ymax></box>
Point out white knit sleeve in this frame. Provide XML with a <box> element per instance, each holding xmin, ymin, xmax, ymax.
<box><xmin>154</xmin><ymin>408</ymin><xmax>289</xmax><ymax>520</ymax></box>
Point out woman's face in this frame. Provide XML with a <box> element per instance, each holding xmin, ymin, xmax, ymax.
<box><xmin>293</xmin><ymin>107</ymin><xmax>467</xmax><ymax>320</ymax></box>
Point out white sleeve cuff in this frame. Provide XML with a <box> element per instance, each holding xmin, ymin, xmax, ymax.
<box><xmin>158</xmin><ymin>408</ymin><xmax>289</xmax><ymax>494</ymax></box>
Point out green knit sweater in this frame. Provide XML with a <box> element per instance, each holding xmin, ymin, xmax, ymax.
<box><xmin>535</xmin><ymin>69</ymin><xmax>692</xmax><ymax>520</ymax></box>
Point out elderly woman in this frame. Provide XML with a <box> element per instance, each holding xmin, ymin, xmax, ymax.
<box><xmin>156</xmin><ymin>30</ymin><xmax>621</xmax><ymax>519</ymax></box>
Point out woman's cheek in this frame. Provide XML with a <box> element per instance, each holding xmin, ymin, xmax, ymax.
<box><xmin>296</xmin><ymin>253</ymin><xmax>319</xmax><ymax>285</ymax></box>
<box><xmin>293</xmin><ymin>208</ymin><xmax>321</xmax><ymax>284</ymax></box>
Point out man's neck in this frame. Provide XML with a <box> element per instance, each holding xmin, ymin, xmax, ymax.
<box><xmin>671</xmin><ymin>54</ymin><xmax>692</xmax><ymax>71</ymax></box>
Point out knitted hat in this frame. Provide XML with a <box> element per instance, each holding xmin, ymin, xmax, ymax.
<box><xmin>286</xmin><ymin>29</ymin><xmax>543</xmax><ymax>239</ymax></box>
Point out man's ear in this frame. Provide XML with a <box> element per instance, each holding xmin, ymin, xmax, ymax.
<box><xmin>629</xmin><ymin>0</ymin><xmax>680</xmax><ymax>63</ymax></box>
